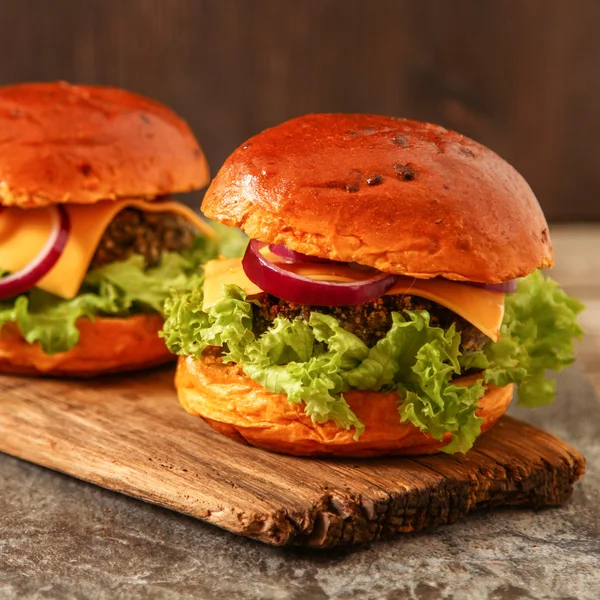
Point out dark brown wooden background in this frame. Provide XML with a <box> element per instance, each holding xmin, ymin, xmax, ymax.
<box><xmin>0</xmin><ymin>0</ymin><xmax>598</xmax><ymax>221</ymax></box>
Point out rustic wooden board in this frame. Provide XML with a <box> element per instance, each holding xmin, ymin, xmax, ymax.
<box><xmin>0</xmin><ymin>368</ymin><xmax>585</xmax><ymax>548</ymax></box>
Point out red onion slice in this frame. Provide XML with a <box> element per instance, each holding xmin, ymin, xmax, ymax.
<box><xmin>243</xmin><ymin>240</ymin><xmax>397</xmax><ymax>306</ymax></box>
<box><xmin>269</xmin><ymin>244</ymin><xmax>517</xmax><ymax>294</ymax></box>
<box><xmin>269</xmin><ymin>244</ymin><xmax>335</xmax><ymax>264</ymax></box>
<box><xmin>468</xmin><ymin>280</ymin><xmax>518</xmax><ymax>294</ymax></box>
<box><xmin>0</xmin><ymin>205</ymin><xmax>71</xmax><ymax>300</ymax></box>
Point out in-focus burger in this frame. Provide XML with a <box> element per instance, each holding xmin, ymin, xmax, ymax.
<box><xmin>162</xmin><ymin>114</ymin><xmax>584</xmax><ymax>456</ymax></box>
<box><xmin>0</xmin><ymin>82</ymin><xmax>217</xmax><ymax>376</ymax></box>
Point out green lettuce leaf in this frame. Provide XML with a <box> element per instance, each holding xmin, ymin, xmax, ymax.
<box><xmin>483</xmin><ymin>270</ymin><xmax>584</xmax><ymax>406</ymax></box>
<box><xmin>344</xmin><ymin>311</ymin><xmax>484</xmax><ymax>453</ymax></box>
<box><xmin>0</xmin><ymin>288</ymin><xmax>123</xmax><ymax>355</ymax></box>
<box><xmin>207</xmin><ymin>221</ymin><xmax>249</xmax><ymax>258</ymax></box>
<box><xmin>160</xmin><ymin>276</ymin><xmax>211</xmax><ymax>359</ymax></box>
<box><xmin>244</xmin><ymin>314</ymin><xmax>364</xmax><ymax>435</ymax></box>
<box><xmin>400</xmin><ymin>344</ymin><xmax>485</xmax><ymax>454</ymax></box>
<box><xmin>162</xmin><ymin>287</ymin><xmax>484</xmax><ymax>450</ymax></box>
<box><xmin>161</xmin><ymin>270</ymin><xmax>583</xmax><ymax>453</ymax></box>
<box><xmin>0</xmin><ymin>236</ymin><xmax>216</xmax><ymax>355</ymax></box>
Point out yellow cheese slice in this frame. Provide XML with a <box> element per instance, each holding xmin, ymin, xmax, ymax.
<box><xmin>203</xmin><ymin>255</ymin><xmax>505</xmax><ymax>341</ymax></box>
<box><xmin>0</xmin><ymin>199</ymin><xmax>216</xmax><ymax>300</ymax></box>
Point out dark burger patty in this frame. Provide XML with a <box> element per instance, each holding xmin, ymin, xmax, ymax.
<box><xmin>90</xmin><ymin>209</ymin><xmax>197</xmax><ymax>270</ymax></box>
<box><xmin>253</xmin><ymin>294</ymin><xmax>490</xmax><ymax>353</ymax></box>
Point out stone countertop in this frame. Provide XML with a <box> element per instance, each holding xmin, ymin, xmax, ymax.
<box><xmin>1</xmin><ymin>366</ymin><xmax>599</xmax><ymax>600</ymax></box>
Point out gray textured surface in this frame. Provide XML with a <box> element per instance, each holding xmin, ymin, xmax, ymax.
<box><xmin>1</xmin><ymin>367</ymin><xmax>599</xmax><ymax>600</ymax></box>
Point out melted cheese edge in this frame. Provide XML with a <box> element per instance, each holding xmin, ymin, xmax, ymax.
<box><xmin>203</xmin><ymin>256</ymin><xmax>505</xmax><ymax>341</ymax></box>
<box><xmin>0</xmin><ymin>199</ymin><xmax>216</xmax><ymax>299</ymax></box>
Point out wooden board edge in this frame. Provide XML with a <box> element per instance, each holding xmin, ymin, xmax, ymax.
<box><xmin>0</xmin><ymin>415</ymin><xmax>586</xmax><ymax>548</ymax></box>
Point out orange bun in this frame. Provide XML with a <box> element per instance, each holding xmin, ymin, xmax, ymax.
<box><xmin>176</xmin><ymin>354</ymin><xmax>514</xmax><ymax>457</ymax></box>
<box><xmin>0</xmin><ymin>315</ymin><xmax>173</xmax><ymax>376</ymax></box>
<box><xmin>202</xmin><ymin>114</ymin><xmax>553</xmax><ymax>283</ymax></box>
<box><xmin>0</xmin><ymin>82</ymin><xmax>209</xmax><ymax>208</ymax></box>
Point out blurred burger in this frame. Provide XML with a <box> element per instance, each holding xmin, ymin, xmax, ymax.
<box><xmin>162</xmin><ymin>114</ymin><xmax>584</xmax><ymax>456</ymax></box>
<box><xmin>0</xmin><ymin>82</ymin><xmax>217</xmax><ymax>376</ymax></box>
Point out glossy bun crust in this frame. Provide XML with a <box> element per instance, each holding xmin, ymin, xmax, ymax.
<box><xmin>0</xmin><ymin>82</ymin><xmax>209</xmax><ymax>208</ymax></box>
<box><xmin>176</xmin><ymin>355</ymin><xmax>513</xmax><ymax>457</ymax></box>
<box><xmin>202</xmin><ymin>114</ymin><xmax>553</xmax><ymax>283</ymax></box>
<box><xmin>0</xmin><ymin>315</ymin><xmax>174</xmax><ymax>376</ymax></box>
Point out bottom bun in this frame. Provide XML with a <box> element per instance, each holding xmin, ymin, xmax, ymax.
<box><xmin>0</xmin><ymin>314</ymin><xmax>174</xmax><ymax>377</ymax></box>
<box><xmin>176</xmin><ymin>354</ymin><xmax>514</xmax><ymax>457</ymax></box>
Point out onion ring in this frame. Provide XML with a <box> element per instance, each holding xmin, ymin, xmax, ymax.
<box><xmin>468</xmin><ymin>280</ymin><xmax>518</xmax><ymax>294</ymax></box>
<box><xmin>242</xmin><ymin>240</ymin><xmax>397</xmax><ymax>306</ymax></box>
<box><xmin>0</xmin><ymin>205</ymin><xmax>71</xmax><ymax>300</ymax></box>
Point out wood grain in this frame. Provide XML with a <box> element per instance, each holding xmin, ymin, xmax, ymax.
<box><xmin>0</xmin><ymin>0</ymin><xmax>598</xmax><ymax>220</ymax></box>
<box><xmin>0</xmin><ymin>369</ymin><xmax>584</xmax><ymax>547</ymax></box>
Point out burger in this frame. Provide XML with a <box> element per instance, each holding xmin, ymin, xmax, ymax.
<box><xmin>162</xmin><ymin>114</ymin><xmax>584</xmax><ymax>456</ymax></box>
<box><xmin>0</xmin><ymin>81</ymin><xmax>217</xmax><ymax>376</ymax></box>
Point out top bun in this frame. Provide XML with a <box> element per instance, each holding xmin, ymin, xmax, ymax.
<box><xmin>202</xmin><ymin>113</ymin><xmax>553</xmax><ymax>283</ymax></box>
<box><xmin>0</xmin><ymin>82</ymin><xmax>209</xmax><ymax>208</ymax></box>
